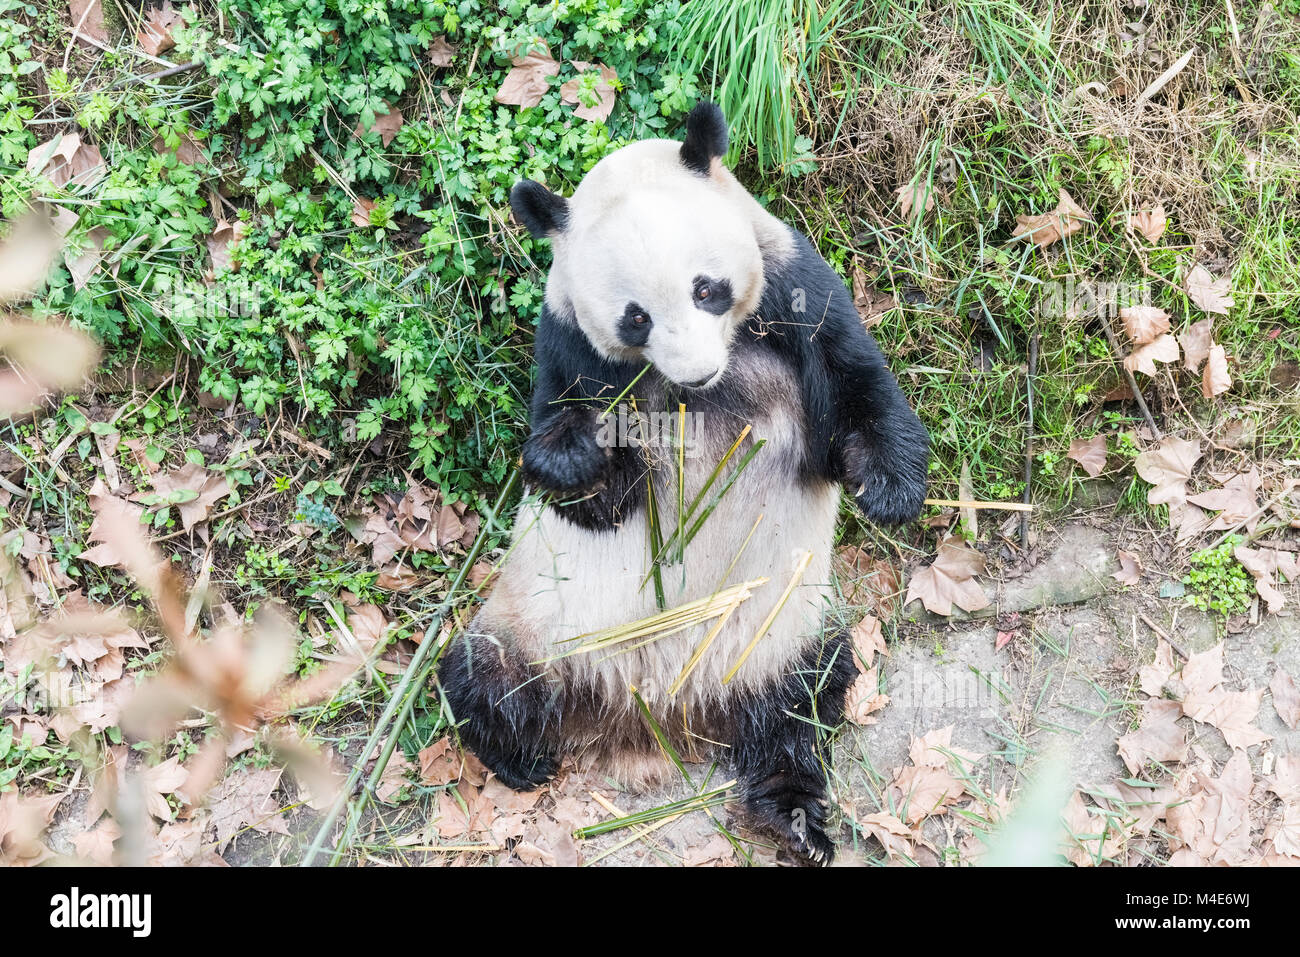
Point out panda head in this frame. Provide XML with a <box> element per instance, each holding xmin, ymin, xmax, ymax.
<box><xmin>510</xmin><ymin>103</ymin><xmax>774</xmax><ymax>391</ymax></box>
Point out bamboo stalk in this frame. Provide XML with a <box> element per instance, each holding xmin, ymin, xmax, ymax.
<box><xmin>923</xmin><ymin>498</ymin><xmax>1034</xmax><ymax>512</ymax></box>
<box><xmin>723</xmin><ymin>550</ymin><xmax>814</xmax><ymax>685</ymax></box>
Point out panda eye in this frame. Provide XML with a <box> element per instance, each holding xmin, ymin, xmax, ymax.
<box><xmin>693</xmin><ymin>280</ymin><xmax>712</xmax><ymax>301</ymax></box>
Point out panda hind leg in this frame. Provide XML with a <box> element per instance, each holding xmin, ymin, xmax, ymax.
<box><xmin>437</xmin><ymin>626</ymin><xmax>561</xmax><ymax>791</ymax></box>
<box><xmin>731</xmin><ymin>631</ymin><xmax>856</xmax><ymax>865</ymax></box>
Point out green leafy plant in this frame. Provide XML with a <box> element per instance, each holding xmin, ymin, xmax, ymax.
<box><xmin>1184</xmin><ymin>536</ymin><xmax>1253</xmax><ymax>617</ymax></box>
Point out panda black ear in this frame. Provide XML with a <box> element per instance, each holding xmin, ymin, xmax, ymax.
<box><xmin>510</xmin><ymin>180</ymin><xmax>569</xmax><ymax>239</ymax></box>
<box><xmin>680</xmin><ymin>101</ymin><xmax>728</xmax><ymax>176</ymax></box>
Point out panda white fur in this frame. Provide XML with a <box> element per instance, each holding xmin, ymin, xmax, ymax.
<box><xmin>439</xmin><ymin>103</ymin><xmax>929</xmax><ymax>864</ymax></box>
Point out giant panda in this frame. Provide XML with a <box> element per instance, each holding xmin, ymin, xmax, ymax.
<box><xmin>438</xmin><ymin>103</ymin><xmax>929</xmax><ymax>864</ymax></box>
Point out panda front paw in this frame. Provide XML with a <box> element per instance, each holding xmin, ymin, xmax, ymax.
<box><xmin>521</xmin><ymin>406</ymin><xmax>611</xmax><ymax>494</ymax></box>
<box><xmin>839</xmin><ymin>426</ymin><xmax>929</xmax><ymax>526</ymax></box>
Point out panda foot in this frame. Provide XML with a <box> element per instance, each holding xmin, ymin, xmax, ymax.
<box><xmin>484</xmin><ymin>752</ymin><xmax>560</xmax><ymax>792</ymax></box>
<box><xmin>738</xmin><ymin>775</ymin><xmax>836</xmax><ymax>866</ymax></box>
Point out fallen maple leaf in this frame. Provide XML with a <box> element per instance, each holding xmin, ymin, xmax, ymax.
<box><xmin>1066</xmin><ymin>435</ymin><xmax>1107</xmax><ymax>477</ymax></box>
<box><xmin>494</xmin><ymin>44</ymin><xmax>560</xmax><ymax>108</ymax></box>
<box><xmin>1270</xmin><ymin>667</ymin><xmax>1300</xmax><ymax>730</ymax></box>
<box><xmin>1119</xmin><ymin>305</ymin><xmax>1171</xmax><ymax>344</ymax></box>
<box><xmin>350</xmin><ymin>196</ymin><xmax>376</xmax><ymax>229</ymax></box>
<box><xmin>896</xmin><ymin>180</ymin><xmax>935</xmax><ymax>219</ymax></box>
<box><xmin>850</xmin><ymin>613</ymin><xmax>887</xmax><ymax>670</ymax></box>
<box><xmin>207</xmin><ymin>767</ymin><xmax>289</xmax><ymax>849</ymax></box>
<box><xmin>428</xmin><ymin>35</ymin><xmax>457</xmax><ymax>67</ymax></box>
<box><xmin>1128</xmin><ymin>202</ymin><xmax>1167</xmax><ymax>242</ymax></box>
<box><xmin>845</xmin><ymin>668</ymin><xmax>889</xmax><ymax>725</ymax></box>
<box><xmin>134</xmin><ymin>461</ymin><xmax>233</xmax><ymax>533</ymax></box>
<box><xmin>1188</xmin><ymin>469</ymin><xmax>1259</xmax><ymax>534</ymax></box>
<box><xmin>0</xmin><ymin>790</ymin><xmax>64</xmax><ymax>866</ymax></box>
<box><xmin>905</xmin><ymin>538</ymin><xmax>988</xmax><ymax>616</ymax></box>
<box><xmin>72</xmin><ymin>816</ymin><xmax>122</xmax><ymax>865</ymax></box>
<box><xmin>138</xmin><ymin>0</ymin><xmax>184</xmax><ymax>56</ymax></box>
<box><xmin>1012</xmin><ymin>189</ymin><xmax>1092</xmax><ymax>247</ymax></box>
<box><xmin>1116</xmin><ymin>698</ymin><xmax>1187</xmax><ymax>774</ymax></box>
<box><xmin>25</xmin><ymin>133</ymin><xmax>105</xmax><ymax>188</ymax></box>
<box><xmin>1138</xmin><ymin>638</ymin><xmax>1176</xmax><ymax>697</ymax></box>
<box><xmin>141</xmin><ymin>756</ymin><xmax>189</xmax><ymax>821</ymax></box>
<box><xmin>77</xmin><ymin>479</ymin><xmax>150</xmax><ymax>571</ymax></box>
<box><xmin>1166</xmin><ymin>752</ymin><xmax>1253</xmax><ymax>865</ymax></box>
<box><xmin>207</xmin><ymin>218</ymin><xmax>247</xmax><ymax>275</ymax></box>
<box><xmin>1184</xmin><ymin>263</ymin><xmax>1233</xmax><ymax>315</ymax></box>
<box><xmin>1202</xmin><ymin>343</ymin><xmax>1232</xmax><ymax>398</ymax></box>
<box><xmin>1113</xmin><ymin>549</ymin><xmax>1144</xmax><ymax>586</ymax></box>
<box><xmin>353</xmin><ymin>102</ymin><xmax>405</xmax><ymax>146</ymax></box>
<box><xmin>560</xmin><ymin>62</ymin><xmax>618</xmax><ymax>122</ymax></box>
<box><xmin>68</xmin><ymin>0</ymin><xmax>108</xmax><ymax>47</ymax></box>
<box><xmin>1180</xmin><ymin>318</ymin><xmax>1213</xmax><ymax>372</ymax></box>
<box><xmin>1134</xmin><ymin>437</ymin><xmax>1202</xmax><ymax>508</ymax></box>
<box><xmin>1123</xmin><ymin>333</ymin><xmax>1180</xmax><ymax>375</ymax></box>
<box><xmin>1062</xmin><ymin>790</ymin><xmax>1124</xmax><ymax>866</ymax></box>
<box><xmin>852</xmin><ymin>265</ymin><xmax>895</xmax><ymax>326</ymax></box>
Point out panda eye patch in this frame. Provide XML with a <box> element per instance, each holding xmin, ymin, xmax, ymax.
<box><xmin>691</xmin><ymin>275</ymin><xmax>734</xmax><ymax>315</ymax></box>
<box><xmin>618</xmin><ymin>302</ymin><xmax>653</xmax><ymax>347</ymax></box>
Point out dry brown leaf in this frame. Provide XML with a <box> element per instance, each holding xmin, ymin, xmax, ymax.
<box><xmin>904</xmin><ymin>538</ymin><xmax>988</xmax><ymax>616</ymax></box>
<box><xmin>0</xmin><ymin>789</ymin><xmax>64</xmax><ymax>866</ymax></box>
<box><xmin>892</xmin><ymin>762</ymin><xmax>965</xmax><ymax>824</ymax></box>
<box><xmin>1113</xmin><ymin>549</ymin><xmax>1144</xmax><ymax>586</ymax></box>
<box><xmin>1166</xmin><ymin>752</ymin><xmax>1253</xmax><ymax>865</ymax></box>
<box><xmin>494</xmin><ymin>44</ymin><xmax>560</xmax><ymax>108</ymax></box>
<box><xmin>68</xmin><ymin>0</ymin><xmax>108</xmax><ymax>47</ymax></box>
<box><xmin>1184</xmin><ymin>263</ymin><xmax>1233</xmax><ymax>315</ymax></box>
<box><xmin>851</xmin><ymin>265</ymin><xmax>895</xmax><ymax>327</ymax></box>
<box><xmin>135</xmin><ymin>462</ymin><xmax>233</xmax><ymax>533</ymax></box>
<box><xmin>1116</xmin><ymin>699</ymin><xmax>1187</xmax><ymax>775</ymax></box>
<box><xmin>1188</xmin><ymin>687</ymin><xmax>1271</xmax><ymax>751</ymax></box>
<box><xmin>1134</xmin><ymin>437</ymin><xmax>1202</xmax><ymax>508</ymax></box>
<box><xmin>560</xmin><ymin>62</ymin><xmax>618</xmax><ymax>122</ymax></box>
<box><xmin>428</xmin><ymin>36</ymin><xmax>457</xmax><ymax>67</ymax></box>
<box><xmin>1123</xmin><ymin>333</ymin><xmax>1180</xmax><ymax>376</ymax></box>
<box><xmin>207</xmin><ymin>767</ymin><xmax>288</xmax><ymax>849</ymax></box>
<box><xmin>0</xmin><ymin>318</ymin><xmax>100</xmax><ymax>415</ymax></box>
<box><xmin>1119</xmin><ymin>305</ymin><xmax>1171</xmax><ymax>345</ymax></box>
<box><xmin>1180</xmin><ymin>318</ymin><xmax>1214</xmax><ymax>372</ymax></box>
<box><xmin>1138</xmin><ymin>639</ymin><xmax>1177</xmax><ymax>697</ymax></box>
<box><xmin>376</xmin><ymin>749</ymin><xmax>415</xmax><ymax>805</ymax></box>
<box><xmin>1066</xmin><ymin>435</ymin><xmax>1107</xmax><ymax>477</ymax></box>
<box><xmin>77</xmin><ymin>479</ymin><xmax>150</xmax><ymax>571</ymax></box>
<box><xmin>1270</xmin><ymin>667</ymin><xmax>1300</xmax><ymax>730</ymax></box>
<box><xmin>207</xmin><ymin>218</ymin><xmax>247</xmax><ymax>274</ymax></box>
<box><xmin>845</xmin><ymin>667</ymin><xmax>889</xmax><ymax>725</ymax></box>
<box><xmin>72</xmin><ymin>816</ymin><xmax>121</xmax><ymax>865</ymax></box>
<box><xmin>1188</xmin><ymin>469</ymin><xmax>1259</xmax><ymax>535</ymax></box>
<box><xmin>849</xmin><ymin>613</ymin><xmax>887</xmax><ymax>671</ymax></box>
<box><xmin>1202</xmin><ymin>343</ymin><xmax>1232</xmax><ymax>398</ymax></box>
<box><xmin>836</xmin><ymin>546</ymin><xmax>901</xmax><ymax>616</ymax></box>
<box><xmin>26</xmin><ymin>133</ymin><xmax>105</xmax><ymax>188</ymax></box>
<box><xmin>1128</xmin><ymin>202</ymin><xmax>1167</xmax><ymax>242</ymax></box>
<box><xmin>1011</xmin><ymin>188</ymin><xmax>1092</xmax><ymax>247</ymax></box>
<box><xmin>896</xmin><ymin>181</ymin><xmax>935</xmax><ymax>219</ymax></box>
<box><xmin>1062</xmin><ymin>790</ymin><xmax>1124</xmax><ymax>866</ymax></box>
<box><xmin>138</xmin><ymin>1</ymin><xmax>185</xmax><ymax>56</ymax></box>
<box><xmin>66</xmin><ymin>226</ymin><xmax>109</xmax><ymax>291</ymax></box>
<box><xmin>141</xmin><ymin>756</ymin><xmax>189</xmax><ymax>821</ymax></box>
<box><xmin>349</xmin><ymin>198</ymin><xmax>375</xmax><ymax>230</ymax></box>
<box><xmin>353</xmin><ymin>102</ymin><xmax>405</xmax><ymax>146</ymax></box>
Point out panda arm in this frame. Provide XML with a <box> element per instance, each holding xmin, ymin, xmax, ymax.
<box><xmin>768</xmin><ymin>236</ymin><xmax>929</xmax><ymax>524</ymax></box>
<box><xmin>520</xmin><ymin>309</ymin><xmax>612</xmax><ymax>495</ymax></box>
<box><xmin>818</xmin><ymin>306</ymin><xmax>930</xmax><ymax>525</ymax></box>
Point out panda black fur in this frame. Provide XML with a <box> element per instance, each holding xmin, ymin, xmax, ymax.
<box><xmin>439</xmin><ymin>103</ymin><xmax>929</xmax><ymax>864</ymax></box>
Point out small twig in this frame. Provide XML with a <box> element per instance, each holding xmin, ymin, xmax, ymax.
<box><xmin>153</xmin><ymin>462</ymin><xmax>310</xmax><ymax>542</ymax></box>
<box><xmin>1137</xmin><ymin>611</ymin><xmax>1191</xmax><ymax>662</ymax></box>
<box><xmin>1021</xmin><ymin>332</ymin><xmax>1039</xmax><ymax>545</ymax></box>
<box><xmin>1100</xmin><ymin>316</ymin><xmax>1162</xmax><ymax>440</ymax></box>
<box><xmin>108</xmin><ymin>60</ymin><xmax>201</xmax><ymax>90</ymax></box>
